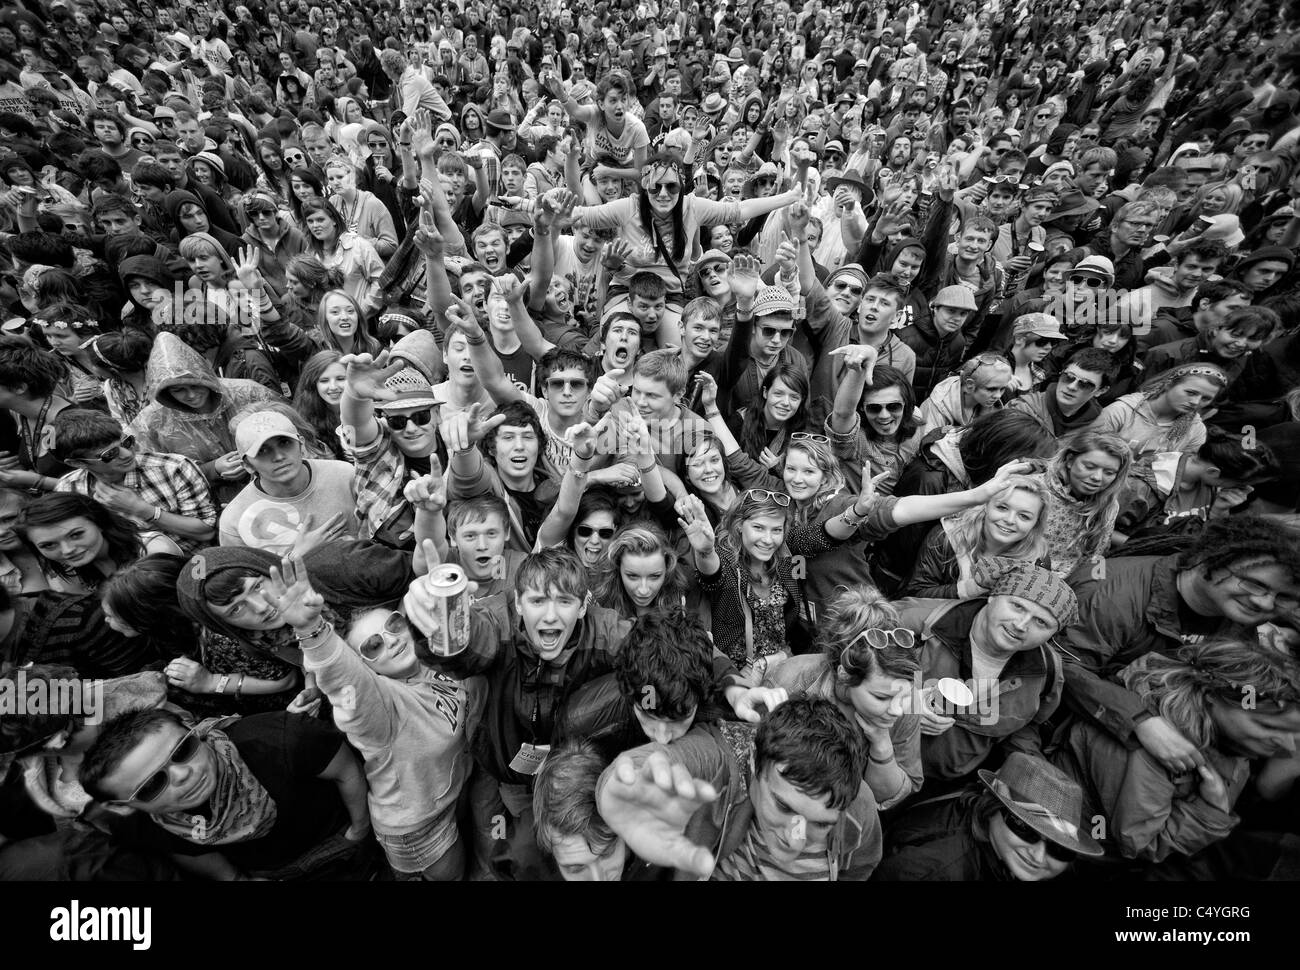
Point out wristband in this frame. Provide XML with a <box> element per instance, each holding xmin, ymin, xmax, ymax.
<box><xmin>869</xmin><ymin>748</ymin><xmax>896</xmax><ymax>765</ymax></box>
<box><xmin>463</xmin><ymin>329</ymin><xmax>487</xmax><ymax>346</ymax></box>
<box><xmin>216</xmin><ymin>674</ymin><xmax>231</xmax><ymax>694</ymax></box>
<box><xmin>637</xmin><ymin>461</ymin><xmax>657</xmax><ymax>474</ymax></box>
<box><xmin>294</xmin><ymin>619</ymin><xmax>331</xmax><ymax>642</ymax></box>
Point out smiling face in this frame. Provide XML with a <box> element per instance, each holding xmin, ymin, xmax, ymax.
<box><xmin>515</xmin><ymin>584</ymin><xmax>589</xmax><ymax>662</ymax></box>
<box><xmin>322</xmin><ymin>292</ymin><xmax>359</xmax><ymax>341</ymax></box>
<box><xmin>347</xmin><ymin>607</ymin><xmax>420</xmax><ymax>679</ymax></box>
<box><xmin>645</xmin><ymin>162</ymin><xmax>683</xmax><ymax>215</ymax></box>
<box><xmin>989</xmin><ymin>811</ymin><xmax>1071</xmax><ymax>881</ymax></box>
<box><xmin>983</xmin><ymin>488</ymin><xmax>1043</xmax><ymax>547</ymax></box>
<box><xmin>741</xmin><ymin>511</ymin><xmax>785</xmax><ymax>563</ymax></box>
<box><xmin>681</xmin><ymin>311</ymin><xmax>721</xmax><ymax>361</ymax></box>
<box><xmin>974</xmin><ymin>594</ymin><xmax>1059</xmax><ymax>657</ymax></box>
<box><xmin>27</xmin><ymin>515</ymin><xmax>108</xmax><ymax>570</ymax></box>
<box><xmin>686</xmin><ymin>439</ymin><xmax>726</xmax><ymax>495</ymax></box>
<box><xmin>314</xmin><ymin>361</ymin><xmax>347</xmax><ymax>407</ymax></box>
<box><xmin>97</xmin><ymin>720</ymin><xmax>221</xmax><ymax>815</ymax></box>
<box><xmin>1198</xmin><ymin>560</ymin><xmax>1300</xmax><ymax>626</ymax></box>
<box><xmin>168</xmin><ymin>383</ymin><xmax>212</xmax><ymax>411</ymax></box>
<box><xmin>493</xmin><ymin>423</ymin><xmax>539</xmax><ymax>484</ymax></box>
<box><xmin>861</xmin><ymin>385</ymin><xmax>906</xmax><ymax>438</ymax></box>
<box><xmin>781</xmin><ymin>447</ymin><xmax>824</xmax><ymax>504</ymax></box>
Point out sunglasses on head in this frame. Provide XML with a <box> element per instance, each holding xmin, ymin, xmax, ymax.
<box><xmin>740</xmin><ymin>488</ymin><xmax>791</xmax><ymax>507</ymax></box>
<box><xmin>1001</xmin><ymin>810</ymin><xmax>1077</xmax><ymax>862</ymax></box>
<box><xmin>82</xmin><ymin>434</ymin><xmax>135</xmax><ymax>463</ymax></box>
<box><xmin>359</xmin><ymin>610</ymin><xmax>409</xmax><ymax>661</ymax></box>
<box><xmin>127</xmin><ymin>728</ymin><xmax>202</xmax><ymax>803</ymax></box>
<box><xmin>1069</xmin><ymin>275</ymin><xmax>1106</xmax><ymax>288</ymax></box>
<box><xmin>863</xmin><ymin>402</ymin><xmax>904</xmax><ymax>415</ymax></box>
<box><xmin>789</xmin><ymin>432</ymin><xmax>829</xmax><ymax>444</ymax></box>
<box><xmin>382</xmin><ymin>409</ymin><xmax>434</xmax><ymax>431</ymax></box>
<box><xmin>575</xmin><ymin>524</ymin><xmax>615</xmax><ymax>540</ymax></box>
<box><xmin>846</xmin><ymin>626</ymin><xmax>917</xmax><ymax>653</ymax></box>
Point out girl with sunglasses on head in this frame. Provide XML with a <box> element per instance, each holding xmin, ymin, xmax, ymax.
<box><xmin>1052</xmin><ymin>638</ymin><xmax>1300</xmax><ymax>871</ymax></box>
<box><xmin>908</xmin><ymin>475</ymin><xmax>1051</xmax><ymax>599</ymax></box>
<box><xmin>102</xmin><ymin>554</ymin><xmax>301</xmax><ymax>716</ymax></box>
<box><xmin>761</xmin><ymin>586</ymin><xmax>924</xmax><ymax>808</ymax></box>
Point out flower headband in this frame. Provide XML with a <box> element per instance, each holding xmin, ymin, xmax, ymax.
<box><xmin>35</xmin><ymin>318</ymin><xmax>93</xmax><ymax>331</ymax></box>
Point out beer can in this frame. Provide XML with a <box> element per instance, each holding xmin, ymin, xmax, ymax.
<box><xmin>425</xmin><ymin>564</ymin><xmax>471</xmax><ymax>656</ymax></box>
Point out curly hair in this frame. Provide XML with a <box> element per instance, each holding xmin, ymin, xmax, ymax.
<box><xmin>817</xmin><ymin>586</ymin><xmax>920</xmax><ymax>694</ymax></box>
<box><xmin>593</xmin><ymin>522</ymin><xmax>687</xmax><ymax>618</ymax></box>
<box><xmin>1178</xmin><ymin>515</ymin><xmax>1300</xmax><ymax>582</ymax></box>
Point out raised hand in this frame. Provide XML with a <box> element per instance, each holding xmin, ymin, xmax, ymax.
<box><xmin>774</xmin><ymin>232</ymin><xmax>798</xmax><ymax>275</ymax></box>
<box><xmin>598</xmin><ymin>750</ymin><xmax>719</xmax><ymax>879</ymax></box>
<box><xmin>602</xmin><ymin>236</ymin><xmax>632</xmax><ymax>271</ymax></box>
<box><xmin>586</xmin><ymin>368</ymin><xmax>626</xmax><ymax>418</ymax></box>
<box><xmin>444</xmin><ymin>297</ymin><xmax>484</xmax><ymax>335</ymax></box>
<box><xmin>974</xmin><ymin>459</ymin><xmax>1038</xmax><ymax>502</ymax></box>
<box><xmin>676</xmin><ymin>494</ymin><xmax>716</xmax><ymax>555</ymax></box>
<box><xmin>342</xmin><ymin>351</ymin><xmax>406</xmax><ymax>402</ymax></box>
<box><xmin>233</xmin><ymin>244</ymin><xmax>263</xmax><ymax>292</ymax></box>
<box><xmin>403</xmin><ymin>462</ymin><xmax>448</xmax><ymax>512</ymax></box>
<box><xmin>413</xmin><ymin>209</ymin><xmax>445</xmax><ymax>258</ymax></box>
<box><xmin>264</xmin><ymin>555</ymin><xmax>326</xmax><ymax>632</ymax></box>
<box><xmin>694</xmin><ymin>371</ymin><xmax>719</xmax><ymax>414</ymax></box>
<box><xmin>727</xmin><ymin>253</ymin><xmax>763</xmax><ymax>307</ymax></box>
<box><xmin>787</xmin><ymin>200</ymin><xmax>810</xmax><ymax>236</ymax></box>
<box><xmin>490</xmin><ymin>273</ymin><xmax>525</xmax><ymax>305</ymax></box>
<box><xmin>829</xmin><ymin>342</ymin><xmax>879</xmax><ymax>378</ymax></box>
<box><xmin>854</xmin><ymin>464</ymin><xmax>892</xmax><ymax>513</ymax></box>
<box><xmin>441</xmin><ymin>401</ymin><xmax>506</xmax><ymax>453</ymax></box>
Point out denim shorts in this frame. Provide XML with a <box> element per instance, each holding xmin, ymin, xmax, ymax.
<box><xmin>376</xmin><ymin>808</ymin><xmax>459</xmax><ymax>874</ymax></box>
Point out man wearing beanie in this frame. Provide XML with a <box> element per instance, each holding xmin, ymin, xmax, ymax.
<box><xmin>897</xmin><ymin>561</ymin><xmax>1075</xmax><ymax>786</ymax></box>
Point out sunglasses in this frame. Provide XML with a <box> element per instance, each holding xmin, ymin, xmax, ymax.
<box><xmin>740</xmin><ymin>488</ymin><xmax>791</xmax><ymax>507</ymax></box>
<box><xmin>546</xmin><ymin>377</ymin><xmax>589</xmax><ymax>393</ymax></box>
<box><xmin>863</xmin><ymin>402</ymin><xmax>904</xmax><ymax>415</ymax></box>
<box><xmin>650</xmin><ymin>182</ymin><xmax>682</xmax><ymax>195</ymax></box>
<box><xmin>1069</xmin><ymin>275</ymin><xmax>1106</xmax><ymax>288</ymax></box>
<box><xmin>575</xmin><ymin>524</ymin><xmax>615</xmax><ymax>540</ymax></box>
<box><xmin>81</xmin><ymin>434</ymin><xmax>135</xmax><ymax>463</ymax></box>
<box><xmin>849</xmin><ymin>627</ymin><xmax>917</xmax><ymax>651</ymax></box>
<box><xmin>127</xmin><ymin>729</ymin><xmax>202</xmax><ymax>803</ymax></box>
<box><xmin>359</xmin><ymin>610</ymin><xmax>409</xmax><ymax>661</ymax></box>
<box><xmin>382</xmin><ymin>409</ymin><xmax>434</xmax><ymax>431</ymax></box>
<box><xmin>1001</xmin><ymin>810</ymin><xmax>1076</xmax><ymax>862</ymax></box>
<box><xmin>790</xmin><ymin>432</ymin><xmax>829</xmax><ymax>443</ymax></box>
<box><xmin>1059</xmin><ymin>372</ymin><xmax>1098</xmax><ymax>391</ymax></box>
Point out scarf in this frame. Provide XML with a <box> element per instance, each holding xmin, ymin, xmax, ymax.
<box><xmin>715</xmin><ymin>816</ymin><xmax>833</xmax><ymax>881</ymax></box>
<box><xmin>150</xmin><ymin>716</ymin><xmax>278</xmax><ymax>846</ymax></box>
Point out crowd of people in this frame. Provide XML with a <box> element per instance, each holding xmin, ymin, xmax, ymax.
<box><xmin>0</xmin><ymin>0</ymin><xmax>1299</xmax><ymax>883</ymax></box>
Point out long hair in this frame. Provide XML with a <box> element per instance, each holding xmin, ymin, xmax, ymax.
<box><xmin>1187</xmin><ymin>180</ymin><xmax>1245</xmax><ymax>220</ymax></box>
<box><xmin>716</xmin><ymin>488</ymin><xmax>789</xmax><ymax>582</ymax></box>
<box><xmin>254</xmin><ymin>137</ymin><xmax>291</xmax><ymax>195</ymax></box>
<box><xmin>18</xmin><ymin>493</ymin><xmax>143</xmax><ymax>586</ymax></box>
<box><xmin>1139</xmin><ymin>362</ymin><xmax>1229</xmax><ymax>445</ymax></box>
<box><xmin>1048</xmin><ymin>430</ymin><xmax>1131</xmax><ymax>533</ymax></box>
<box><xmin>738</xmin><ymin>363</ymin><xmax>809</xmax><ymax>461</ymax></box>
<box><xmin>636</xmin><ymin>152</ymin><xmax>688</xmax><ymax>264</ymax></box>
<box><xmin>284</xmin><ymin>254</ymin><xmax>343</xmax><ymax>316</ymax></box>
<box><xmin>593</xmin><ymin>523</ymin><xmax>688</xmax><ymax>618</ymax></box>
<box><xmin>291</xmin><ymin>349</ymin><xmax>345</xmax><ymax>448</ymax></box>
<box><xmin>300</xmin><ymin>197</ymin><xmax>348</xmax><ymax>256</ymax></box>
<box><xmin>315</xmin><ymin>288</ymin><xmax>381</xmax><ymax>356</ymax></box>
<box><xmin>101</xmin><ymin>553</ymin><xmax>196</xmax><ymax>640</ymax></box>
<box><xmin>859</xmin><ymin>364</ymin><xmax>919</xmax><ymax>443</ymax></box>
<box><xmin>942</xmin><ymin>475</ymin><xmax>1050</xmax><ymax>578</ymax></box>
<box><xmin>1119</xmin><ymin>638</ymin><xmax>1300</xmax><ymax>751</ymax></box>
<box><xmin>682</xmin><ymin>432</ymin><xmax>735</xmax><ymax>514</ymax></box>
<box><xmin>288</xmin><ymin>168</ymin><xmax>327</xmax><ymax>225</ymax></box>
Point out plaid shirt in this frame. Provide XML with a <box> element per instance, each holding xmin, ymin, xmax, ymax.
<box><xmin>55</xmin><ymin>452</ymin><xmax>217</xmax><ymax>556</ymax></box>
<box><xmin>340</xmin><ymin>424</ymin><xmax>409</xmax><ymax>540</ymax></box>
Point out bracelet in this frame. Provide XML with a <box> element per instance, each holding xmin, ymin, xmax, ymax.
<box><xmin>294</xmin><ymin>619</ymin><xmax>331</xmax><ymax>642</ymax></box>
<box><xmin>216</xmin><ymin>674</ymin><xmax>231</xmax><ymax>695</ymax></box>
<box><xmin>234</xmin><ymin>672</ymin><xmax>246</xmax><ymax>697</ymax></box>
<box><xmin>869</xmin><ymin>748</ymin><xmax>896</xmax><ymax>765</ymax></box>
<box><xmin>150</xmin><ymin>506</ymin><xmax>164</xmax><ymax>523</ymax></box>
<box><xmin>637</xmin><ymin>461</ymin><xmax>657</xmax><ymax>474</ymax></box>
<box><xmin>463</xmin><ymin>330</ymin><xmax>487</xmax><ymax>346</ymax></box>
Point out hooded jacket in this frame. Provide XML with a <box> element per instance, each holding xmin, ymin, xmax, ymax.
<box><xmin>857</xmin><ymin>235</ymin><xmax>932</xmax><ymax>333</ymax></box>
<box><xmin>420</xmin><ymin>591</ymin><xmax>631</xmax><ymax>787</ymax></box>
<box><xmin>896</xmin><ymin>306</ymin><xmax>966</xmax><ymax>401</ymax></box>
<box><xmin>129</xmin><ymin>332</ymin><xmax>277</xmax><ymax>497</ymax></box>
<box><xmin>164</xmin><ymin>190</ymin><xmax>242</xmax><ymax>255</ymax></box>
<box><xmin>1006</xmin><ymin>383</ymin><xmax>1102</xmax><ymax>439</ymax></box>
<box><xmin>356</xmin><ymin>121</ymin><xmax>409</xmax><ymax>231</ymax></box>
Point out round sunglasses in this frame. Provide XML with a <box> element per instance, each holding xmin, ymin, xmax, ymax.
<box><xmin>359</xmin><ymin>610</ymin><xmax>410</xmax><ymax>661</ymax></box>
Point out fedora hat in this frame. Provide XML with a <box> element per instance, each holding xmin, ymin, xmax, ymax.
<box><xmin>825</xmin><ymin>168</ymin><xmax>870</xmax><ymax>197</ymax></box>
<box><xmin>1047</xmin><ymin>186</ymin><xmax>1100</xmax><ymax>220</ymax></box>
<box><xmin>979</xmin><ymin>754</ymin><xmax>1104</xmax><ymax>858</ymax></box>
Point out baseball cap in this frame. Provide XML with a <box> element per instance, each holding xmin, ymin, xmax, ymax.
<box><xmin>236</xmin><ymin>410</ymin><xmax>301</xmax><ymax>457</ymax></box>
<box><xmin>1070</xmin><ymin>255</ymin><xmax>1115</xmax><ymax>281</ymax></box>
<box><xmin>1012</xmin><ymin>312</ymin><xmax>1067</xmax><ymax>341</ymax></box>
<box><xmin>696</xmin><ymin>249</ymin><xmax>732</xmax><ymax>272</ymax></box>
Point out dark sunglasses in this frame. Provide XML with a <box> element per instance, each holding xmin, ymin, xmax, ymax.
<box><xmin>546</xmin><ymin>377</ymin><xmax>589</xmax><ymax>393</ymax></box>
<box><xmin>863</xmin><ymin>402</ymin><xmax>905</xmax><ymax>415</ymax></box>
<box><xmin>575</xmin><ymin>524</ymin><xmax>615</xmax><ymax>540</ymax></box>
<box><xmin>82</xmin><ymin>434</ymin><xmax>135</xmax><ymax>463</ymax></box>
<box><xmin>383</xmin><ymin>409</ymin><xmax>434</xmax><ymax>431</ymax></box>
<box><xmin>1069</xmin><ymin>275</ymin><xmax>1106</xmax><ymax>288</ymax></box>
<box><xmin>128</xmin><ymin>729</ymin><xmax>202</xmax><ymax>803</ymax></box>
<box><xmin>740</xmin><ymin>488</ymin><xmax>791</xmax><ymax>507</ymax></box>
<box><xmin>1001</xmin><ymin>810</ymin><xmax>1077</xmax><ymax>862</ymax></box>
<box><xmin>650</xmin><ymin>182</ymin><xmax>681</xmax><ymax>195</ymax></box>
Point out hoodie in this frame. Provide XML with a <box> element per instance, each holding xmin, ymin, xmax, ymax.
<box><xmin>164</xmin><ymin>189</ymin><xmax>242</xmax><ymax>255</ymax></box>
<box><xmin>918</xmin><ymin>375</ymin><xmax>993</xmax><ymax>434</ymax></box>
<box><xmin>858</xmin><ymin>235</ymin><xmax>931</xmax><ymax>332</ymax></box>
<box><xmin>129</xmin><ymin>332</ymin><xmax>277</xmax><ymax>499</ymax></box>
<box><xmin>1118</xmin><ymin>265</ymin><xmax>1195</xmax><ymax>334</ymax></box>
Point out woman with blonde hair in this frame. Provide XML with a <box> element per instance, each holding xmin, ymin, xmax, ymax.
<box><xmin>1053</xmin><ymin>638</ymin><xmax>1300</xmax><ymax>865</ymax></box>
<box><xmin>1036</xmin><ymin>431</ymin><xmax>1132</xmax><ymax>576</ymax></box>
<box><xmin>763</xmin><ymin>585</ymin><xmax>924</xmax><ymax>809</ymax></box>
<box><xmin>315</xmin><ymin>288</ymin><xmax>382</xmax><ymax>356</ymax></box>
<box><xmin>907</xmin><ymin>475</ymin><xmax>1051</xmax><ymax>598</ymax></box>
